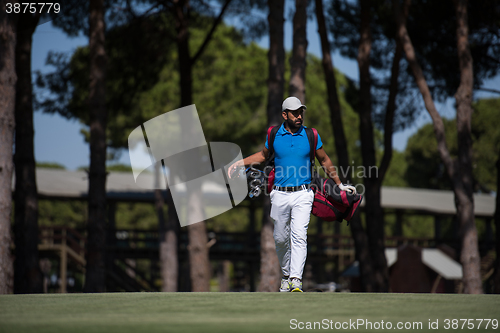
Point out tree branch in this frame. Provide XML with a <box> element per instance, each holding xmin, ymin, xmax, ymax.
<box><xmin>393</xmin><ymin>0</ymin><xmax>456</xmax><ymax>181</ymax></box>
<box><xmin>484</xmin><ymin>54</ymin><xmax>500</xmax><ymax>66</ymax></box>
<box><xmin>125</xmin><ymin>0</ymin><xmax>137</xmax><ymax>19</ymax></box>
<box><xmin>477</xmin><ymin>87</ymin><xmax>500</xmax><ymax>95</ymax></box>
<box><xmin>191</xmin><ymin>0</ymin><xmax>233</xmax><ymax>65</ymax></box>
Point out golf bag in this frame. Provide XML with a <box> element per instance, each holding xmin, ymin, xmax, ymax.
<box><xmin>265</xmin><ymin>124</ymin><xmax>363</xmax><ymax>224</ymax></box>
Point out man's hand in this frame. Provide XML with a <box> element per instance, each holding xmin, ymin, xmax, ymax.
<box><xmin>228</xmin><ymin>148</ymin><xmax>269</xmax><ymax>179</ymax></box>
<box><xmin>228</xmin><ymin>161</ymin><xmax>243</xmax><ymax>179</ymax></box>
<box><xmin>339</xmin><ymin>183</ymin><xmax>357</xmax><ymax>194</ymax></box>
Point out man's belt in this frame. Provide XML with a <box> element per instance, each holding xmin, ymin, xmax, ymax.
<box><xmin>272</xmin><ymin>184</ymin><xmax>310</xmax><ymax>192</ymax></box>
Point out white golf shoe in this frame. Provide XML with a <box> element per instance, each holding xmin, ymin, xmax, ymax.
<box><xmin>279</xmin><ymin>277</ymin><xmax>290</xmax><ymax>292</ymax></box>
<box><xmin>290</xmin><ymin>278</ymin><xmax>303</xmax><ymax>292</ymax></box>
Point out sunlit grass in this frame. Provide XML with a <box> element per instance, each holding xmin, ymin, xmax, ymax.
<box><xmin>0</xmin><ymin>292</ymin><xmax>498</xmax><ymax>333</ymax></box>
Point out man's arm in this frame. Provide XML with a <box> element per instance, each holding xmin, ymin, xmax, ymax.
<box><xmin>227</xmin><ymin>147</ymin><xmax>270</xmax><ymax>178</ymax></box>
<box><xmin>315</xmin><ymin>147</ymin><xmax>342</xmax><ymax>185</ymax></box>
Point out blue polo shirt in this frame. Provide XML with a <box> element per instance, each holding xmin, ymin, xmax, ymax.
<box><xmin>265</xmin><ymin>124</ymin><xmax>323</xmax><ymax>187</ymax></box>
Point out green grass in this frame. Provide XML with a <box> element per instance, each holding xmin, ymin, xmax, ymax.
<box><xmin>0</xmin><ymin>293</ymin><xmax>499</xmax><ymax>333</ymax></box>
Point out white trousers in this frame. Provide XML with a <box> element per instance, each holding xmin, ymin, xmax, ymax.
<box><xmin>270</xmin><ymin>188</ymin><xmax>314</xmax><ymax>279</ymax></box>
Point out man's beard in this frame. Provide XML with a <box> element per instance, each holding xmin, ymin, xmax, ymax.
<box><xmin>286</xmin><ymin>117</ymin><xmax>302</xmax><ymax>130</ymax></box>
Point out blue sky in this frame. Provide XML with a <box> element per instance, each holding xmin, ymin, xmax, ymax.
<box><xmin>32</xmin><ymin>11</ymin><xmax>500</xmax><ymax>170</ymax></box>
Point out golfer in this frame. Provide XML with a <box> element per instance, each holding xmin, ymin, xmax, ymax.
<box><xmin>228</xmin><ymin>97</ymin><xmax>347</xmax><ymax>292</ymax></box>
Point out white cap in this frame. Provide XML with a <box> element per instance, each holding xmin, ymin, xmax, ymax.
<box><xmin>282</xmin><ymin>97</ymin><xmax>307</xmax><ymax>112</ymax></box>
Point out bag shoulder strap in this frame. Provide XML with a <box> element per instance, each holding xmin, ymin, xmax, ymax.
<box><xmin>267</xmin><ymin>124</ymin><xmax>280</xmax><ymax>159</ymax></box>
<box><xmin>312</xmin><ymin>128</ymin><xmax>318</xmax><ymax>160</ymax></box>
<box><xmin>305</xmin><ymin>127</ymin><xmax>318</xmax><ymax>166</ymax></box>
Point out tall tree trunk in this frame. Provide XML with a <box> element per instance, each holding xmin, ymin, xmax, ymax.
<box><xmin>493</xmin><ymin>154</ymin><xmax>500</xmax><ymax>294</ymax></box>
<box><xmin>394</xmin><ymin>0</ymin><xmax>482</xmax><ymax>294</ymax></box>
<box><xmin>363</xmin><ymin>1</ymin><xmax>408</xmax><ymax>292</ymax></box>
<box><xmin>453</xmin><ymin>0</ymin><xmax>482</xmax><ymax>294</ymax></box>
<box><xmin>267</xmin><ymin>0</ymin><xmax>286</xmax><ymax>127</ymax></box>
<box><xmin>258</xmin><ymin>0</ymin><xmax>285</xmax><ymax>292</ymax></box>
<box><xmin>315</xmin><ymin>0</ymin><xmax>374</xmax><ymax>291</ymax></box>
<box><xmin>378</xmin><ymin>3</ymin><xmax>407</xmax><ymax>186</ymax></box>
<box><xmin>259</xmin><ymin>199</ymin><xmax>280</xmax><ymax>291</ymax></box>
<box><xmin>160</xmin><ymin>190</ymin><xmax>179</xmax><ymax>292</ymax></box>
<box><xmin>171</xmin><ymin>0</ymin><xmax>232</xmax><ymax>292</ymax></box>
<box><xmin>0</xmin><ymin>1</ymin><xmax>17</xmax><ymax>294</ymax></box>
<box><xmin>84</xmin><ymin>0</ymin><xmax>107</xmax><ymax>292</ymax></box>
<box><xmin>174</xmin><ymin>0</ymin><xmax>211</xmax><ymax>292</ymax></box>
<box><xmin>376</xmin><ymin>42</ymin><xmax>402</xmax><ymax>185</ymax></box>
<box><xmin>157</xmin><ymin>158</ymin><xmax>178</xmax><ymax>292</ymax></box>
<box><xmin>186</xmin><ymin>198</ymin><xmax>210</xmax><ymax>292</ymax></box>
<box><xmin>357</xmin><ymin>0</ymin><xmax>389</xmax><ymax>292</ymax></box>
<box><xmin>14</xmin><ymin>12</ymin><xmax>42</xmax><ymax>294</ymax></box>
<box><xmin>289</xmin><ymin>0</ymin><xmax>307</xmax><ymax>102</ymax></box>
<box><xmin>155</xmin><ymin>162</ymin><xmax>167</xmax><ymax>291</ymax></box>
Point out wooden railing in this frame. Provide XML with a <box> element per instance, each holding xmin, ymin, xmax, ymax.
<box><xmin>39</xmin><ymin>226</ymin><xmax>86</xmax><ymax>263</ymax></box>
<box><xmin>39</xmin><ymin>226</ymin><xmax>492</xmax><ymax>292</ymax></box>
<box><xmin>38</xmin><ymin>226</ymin><xmax>87</xmax><ymax>292</ymax></box>
<box><xmin>39</xmin><ymin>226</ymin><xmax>457</xmax><ymax>257</ymax></box>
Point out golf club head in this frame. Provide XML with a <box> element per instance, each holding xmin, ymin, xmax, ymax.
<box><xmin>246</xmin><ymin>167</ymin><xmax>265</xmax><ymax>199</ymax></box>
<box><xmin>248</xmin><ymin>187</ymin><xmax>262</xmax><ymax>198</ymax></box>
